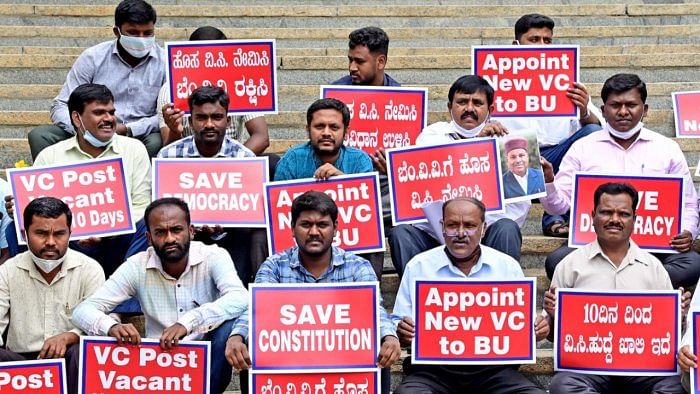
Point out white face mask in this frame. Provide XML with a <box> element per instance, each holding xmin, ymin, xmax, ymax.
<box><xmin>77</xmin><ymin>115</ymin><xmax>114</xmax><ymax>148</ymax></box>
<box><xmin>29</xmin><ymin>250</ymin><xmax>65</xmax><ymax>274</ymax></box>
<box><xmin>117</xmin><ymin>28</ymin><xmax>155</xmax><ymax>58</ymax></box>
<box><xmin>450</xmin><ymin>112</ymin><xmax>489</xmax><ymax>139</ymax></box>
<box><xmin>605</xmin><ymin>119</ymin><xmax>644</xmax><ymax>140</ymax></box>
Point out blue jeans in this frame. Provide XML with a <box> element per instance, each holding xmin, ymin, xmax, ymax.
<box><xmin>540</xmin><ymin>124</ymin><xmax>602</xmax><ymax>230</ymax></box>
<box><xmin>206</xmin><ymin>319</ymin><xmax>235</xmax><ymax>394</ymax></box>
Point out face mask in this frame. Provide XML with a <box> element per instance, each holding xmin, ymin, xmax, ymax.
<box><xmin>29</xmin><ymin>250</ymin><xmax>65</xmax><ymax>274</ymax></box>
<box><xmin>450</xmin><ymin>112</ymin><xmax>489</xmax><ymax>139</ymax></box>
<box><xmin>78</xmin><ymin>115</ymin><xmax>114</xmax><ymax>148</ymax></box>
<box><xmin>605</xmin><ymin>119</ymin><xmax>644</xmax><ymax>140</ymax></box>
<box><xmin>117</xmin><ymin>28</ymin><xmax>155</xmax><ymax>58</ymax></box>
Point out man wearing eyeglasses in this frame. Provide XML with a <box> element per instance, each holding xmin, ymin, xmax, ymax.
<box><xmin>28</xmin><ymin>0</ymin><xmax>166</xmax><ymax>159</ymax></box>
<box><xmin>391</xmin><ymin>197</ymin><xmax>549</xmax><ymax>393</ymax></box>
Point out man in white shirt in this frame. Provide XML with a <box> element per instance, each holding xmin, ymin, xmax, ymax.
<box><xmin>72</xmin><ymin>198</ymin><xmax>248</xmax><ymax>393</ymax></box>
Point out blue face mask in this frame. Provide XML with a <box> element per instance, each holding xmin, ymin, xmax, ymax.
<box><xmin>77</xmin><ymin>115</ymin><xmax>114</xmax><ymax>148</ymax></box>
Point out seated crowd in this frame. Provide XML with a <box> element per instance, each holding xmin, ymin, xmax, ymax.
<box><xmin>0</xmin><ymin>1</ymin><xmax>698</xmax><ymax>393</ymax></box>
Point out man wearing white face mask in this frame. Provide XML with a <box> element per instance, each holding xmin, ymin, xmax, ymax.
<box><xmin>6</xmin><ymin>84</ymin><xmax>151</xmax><ymax>284</ymax></box>
<box><xmin>0</xmin><ymin>197</ymin><xmax>105</xmax><ymax>394</ymax></box>
<box><xmin>28</xmin><ymin>0</ymin><xmax>165</xmax><ymax>159</ymax></box>
<box><xmin>540</xmin><ymin>73</ymin><xmax>700</xmax><ymax>289</ymax></box>
<box><xmin>389</xmin><ymin>75</ymin><xmax>527</xmax><ymax>276</ymax></box>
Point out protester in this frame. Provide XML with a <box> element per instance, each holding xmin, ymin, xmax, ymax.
<box><xmin>72</xmin><ymin>197</ymin><xmax>248</xmax><ymax>393</ymax></box>
<box><xmin>158</xmin><ymin>26</ymin><xmax>271</xmax><ymax>155</ymax></box>
<box><xmin>6</xmin><ymin>83</ymin><xmax>150</xmax><ymax>279</ymax></box>
<box><xmin>225</xmin><ymin>191</ymin><xmax>401</xmax><ymax>393</ymax></box>
<box><xmin>392</xmin><ymin>197</ymin><xmax>549</xmax><ymax>393</ymax></box>
<box><xmin>28</xmin><ymin>0</ymin><xmax>165</xmax><ymax>158</ymax></box>
<box><xmin>499</xmin><ymin>13</ymin><xmax>603</xmax><ymax>237</ymax></box>
<box><xmin>545</xmin><ymin>182</ymin><xmax>687</xmax><ymax>393</ymax></box>
<box><xmin>0</xmin><ymin>197</ymin><xmax>105</xmax><ymax>394</ymax></box>
<box><xmin>158</xmin><ymin>85</ymin><xmax>258</xmax><ymax>286</ymax></box>
<box><xmin>272</xmin><ymin>98</ymin><xmax>384</xmax><ymax>278</ymax></box>
<box><xmin>541</xmin><ymin>73</ymin><xmax>700</xmax><ymax>288</ymax></box>
<box><xmin>333</xmin><ymin>26</ymin><xmax>400</xmax><ymax>87</ymax></box>
<box><xmin>333</xmin><ymin>26</ymin><xmax>400</xmax><ymax>228</ymax></box>
<box><xmin>0</xmin><ymin>178</ymin><xmax>11</xmax><ymax>264</ymax></box>
<box><xmin>389</xmin><ymin>75</ymin><xmax>525</xmax><ymax>276</ymax></box>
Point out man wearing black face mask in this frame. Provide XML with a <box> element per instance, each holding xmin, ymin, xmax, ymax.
<box><xmin>28</xmin><ymin>0</ymin><xmax>166</xmax><ymax>159</ymax></box>
<box><xmin>541</xmin><ymin>73</ymin><xmax>700</xmax><ymax>290</ymax></box>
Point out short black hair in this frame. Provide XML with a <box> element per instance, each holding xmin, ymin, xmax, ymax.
<box><xmin>348</xmin><ymin>26</ymin><xmax>389</xmax><ymax>57</ymax></box>
<box><xmin>442</xmin><ymin>197</ymin><xmax>486</xmax><ymax>223</ymax></box>
<box><xmin>188</xmin><ymin>86</ymin><xmax>229</xmax><ymax>113</ymax></box>
<box><xmin>306</xmin><ymin>98</ymin><xmax>350</xmax><ymax>129</ymax></box>
<box><xmin>23</xmin><ymin>197</ymin><xmax>72</xmax><ymax>230</ymax></box>
<box><xmin>68</xmin><ymin>83</ymin><xmax>114</xmax><ymax>130</ymax></box>
<box><xmin>291</xmin><ymin>191</ymin><xmax>338</xmax><ymax>227</ymax></box>
<box><xmin>448</xmin><ymin>75</ymin><xmax>494</xmax><ymax>107</ymax></box>
<box><xmin>115</xmin><ymin>0</ymin><xmax>156</xmax><ymax>27</ymax></box>
<box><xmin>593</xmin><ymin>182</ymin><xmax>639</xmax><ymax>215</ymax></box>
<box><xmin>190</xmin><ymin>26</ymin><xmax>226</xmax><ymax>41</ymax></box>
<box><xmin>514</xmin><ymin>13</ymin><xmax>555</xmax><ymax>41</ymax></box>
<box><xmin>601</xmin><ymin>73</ymin><xmax>647</xmax><ymax>104</ymax></box>
<box><xmin>144</xmin><ymin>198</ymin><xmax>191</xmax><ymax>232</ymax></box>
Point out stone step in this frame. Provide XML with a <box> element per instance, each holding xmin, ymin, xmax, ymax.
<box><xmin>3</xmin><ymin>52</ymin><xmax>700</xmax><ymax>71</ymax></box>
<box><xmin>4</xmin><ymin>43</ymin><xmax>700</xmax><ymax>58</ymax></box>
<box><xmin>1</xmin><ymin>24</ymin><xmax>700</xmax><ymax>43</ymax></box>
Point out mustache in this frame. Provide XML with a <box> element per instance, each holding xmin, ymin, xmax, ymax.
<box><xmin>460</xmin><ymin>111</ymin><xmax>478</xmax><ymax>120</ymax></box>
<box><xmin>98</xmin><ymin>121</ymin><xmax>114</xmax><ymax>128</ymax></box>
<box><xmin>604</xmin><ymin>223</ymin><xmax>623</xmax><ymax>230</ymax></box>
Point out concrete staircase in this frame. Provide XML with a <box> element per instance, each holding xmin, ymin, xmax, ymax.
<box><xmin>2</xmin><ymin>1</ymin><xmax>700</xmax><ymax>391</ymax></box>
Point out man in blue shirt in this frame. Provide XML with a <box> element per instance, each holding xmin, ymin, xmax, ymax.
<box><xmin>393</xmin><ymin>197</ymin><xmax>549</xmax><ymax>393</ymax></box>
<box><xmin>225</xmin><ymin>191</ymin><xmax>401</xmax><ymax>393</ymax></box>
<box><xmin>274</xmin><ymin>98</ymin><xmax>373</xmax><ymax>181</ymax></box>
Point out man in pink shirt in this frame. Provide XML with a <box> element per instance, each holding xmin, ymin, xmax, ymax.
<box><xmin>541</xmin><ymin>73</ymin><xmax>700</xmax><ymax>288</ymax></box>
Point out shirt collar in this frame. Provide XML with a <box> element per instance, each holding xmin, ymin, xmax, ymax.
<box><xmin>145</xmin><ymin>242</ymin><xmax>205</xmax><ymax>278</ymax></box>
<box><xmin>16</xmin><ymin>249</ymin><xmax>83</xmax><ymax>283</ymax></box>
<box><xmin>288</xmin><ymin>246</ymin><xmax>346</xmax><ymax>271</ymax></box>
<box><xmin>588</xmin><ymin>239</ymin><xmax>649</xmax><ymax>267</ymax></box>
<box><xmin>436</xmin><ymin>245</ymin><xmax>492</xmax><ymax>276</ymax></box>
<box><xmin>593</xmin><ymin>127</ymin><xmax>654</xmax><ymax>145</ymax></box>
<box><xmin>65</xmin><ymin>135</ymin><xmax>122</xmax><ymax>157</ymax></box>
<box><xmin>310</xmin><ymin>142</ymin><xmax>345</xmax><ymax>168</ymax></box>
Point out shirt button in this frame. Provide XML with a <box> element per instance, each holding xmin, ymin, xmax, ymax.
<box><xmin>179</xmin><ymin>308</ymin><xmax>183</xmax><ymax>312</ymax></box>
<box><xmin>177</xmin><ymin>284</ymin><xmax>181</xmax><ymax>287</ymax></box>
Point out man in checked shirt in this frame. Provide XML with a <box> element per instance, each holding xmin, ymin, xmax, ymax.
<box><xmin>225</xmin><ymin>191</ymin><xmax>401</xmax><ymax>394</ymax></box>
<box><xmin>72</xmin><ymin>197</ymin><xmax>248</xmax><ymax>394</ymax></box>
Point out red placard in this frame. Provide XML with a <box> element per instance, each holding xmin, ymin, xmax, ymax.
<box><xmin>264</xmin><ymin>173</ymin><xmax>384</xmax><ymax>255</ymax></box>
<box><xmin>321</xmin><ymin>85</ymin><xmax>428</xmax><ymax>155</ymax></box>
<box><xmin>386</xmin><ymin>138</ymin><xmax>504</xmax><ymax>226</ymax></box>
<box><xmin>165</xmin><ymin>39</ymin><xmax>277</xmax><ymax>115</ymax></box>
<box><xmin>250</xmin><ymin>283</ymin><xmax>379</xmax><ymax>372</ymax></box>
<box><xmin>672</xmin><ymin>91</ymin><xmax>700</xmax><ymax>137</ymax></box>
<box><xmin>250</xmin><ymin>370</ymin><xmax>379</xmax><ymax>394</ymax></box>
<box><xmin>691</xmin><ymin>312</ymin><xmax>700</xmax><ymax>392</ymax></box>
<box><xmin>412</xmin><ymin>279</ymin><xmax>535</xmax><ymax>365</ymax></box>
<box><xmin>152</xmin><ymin>158</ymin><xmax>268</xmax><ymax>227</ymax></box>
<box><xmin>79</xmin><ymin>337</ymin><xmax>210</xmax><ymax>393</ymax></box>
<box><xmin>555</xmin><ymin>289</ymin><xmax>679</xmax><ymax>376</ymax></box>
<box><xmin>6</xmin><ymin>157</ymin><xmax>134</xmax><ymax>244</ymax></box>
<box><xmin>472</xmin><ymin>45</ymin><xmax>579</xmax><ymax>117</ymax></box>
<box><xmin>570</xmin><ymin>173</ymin><xmax>684</xmax><ymax>253</ymax></box>
<box><xmin>0</xmin><ymin>360</ymin><xmax>65</xmax><ymax>393</ymax></box>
